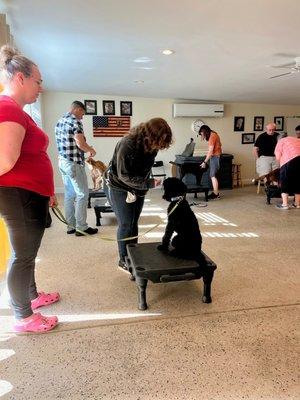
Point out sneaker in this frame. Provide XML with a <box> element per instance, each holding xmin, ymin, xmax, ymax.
<box><xmin>67</xmin><ymin>229</ymin><xmax>76</xmax><ymax>234</ymax></box>
<box><xmin>276</xmin><ymin>204</ymin><xmax>289</xmax><ymax>210</ymax></box>
<box><xmin>75</xmin><ymin>227</ymin><xmax>98</xmax><ymax>236</ymax></box>
<box><xmin>291</xmin><ymin>203</ymin><xmax>300</xmax><ymax>209</ymax></box>
<box><xmin>118</xmin><ymin>259</ymin><xmax>130</xmax><ymax>274</ymax></box>
<box><xmin>207</xmin><ymin>192</ymin><xmax>220</xmax><ymax>200</ymax></box>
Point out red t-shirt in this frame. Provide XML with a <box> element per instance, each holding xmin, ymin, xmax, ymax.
<box><xmin>0</xmin><ymin>95</ymin><xmax>54</xmax><ymax>196</ymax></box>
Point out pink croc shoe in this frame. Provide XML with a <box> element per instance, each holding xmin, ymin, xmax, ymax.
<box><xmin>31</xmin><ymin>291</ymin><xmax>60</xmax><ymax>310</ymax></box>
<box><xmin>14</xmin><ymin>313</ymin><xmax>58</xmax><ymax>333</ymax></box>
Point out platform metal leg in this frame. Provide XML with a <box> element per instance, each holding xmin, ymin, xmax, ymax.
<box><xmin>94</xmin><ymin>208</ymin><xmax>101</xmax><ymax>226</ymax></box>
<box><xmin>136</xmin><ymin>277</ymin><xmax>148</xmax><ymax>310</ymax></box>
<box><xmin>202</xmin><ymin>268</ymin><xmax>215</xmax><ymax>303</ymax></box>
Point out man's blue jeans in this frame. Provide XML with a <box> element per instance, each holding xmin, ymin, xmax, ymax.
<box><xmin>109</xmin><ymin>186</ymin><xmax>144</xmax><ymax>261</ymax></box>
<box><xmin>59</xmin><ymin>158</ymin><xmax>89</xmax><ymax>231</ymax></box>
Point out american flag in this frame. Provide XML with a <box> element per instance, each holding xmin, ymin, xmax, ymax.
<box><xmin>93</xmin><ymin>116</ymin><xmax>131</xmax><ymax>137</ymax></box>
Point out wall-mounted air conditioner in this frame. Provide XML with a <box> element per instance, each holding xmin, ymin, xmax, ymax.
<box><xmin>173</xmin><ymin>103</ymin><xmax>224</xmax><ymax>118</ymax></box>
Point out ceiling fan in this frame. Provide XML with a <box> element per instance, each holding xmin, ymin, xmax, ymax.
<box><xmin>269</xmin><ymin>56</ymin><xmax>300</xmax><ymax>79</ymax></box>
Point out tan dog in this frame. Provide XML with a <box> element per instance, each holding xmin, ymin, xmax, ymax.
<box><xmin>86</xmin><ymin>158</ymin><xmax>107</xmax><ymax>191</ymax></box>
<box><xmin>265</xmin><ymin>168</ymin><xmax>280</xmax><ymax>187</ymax></box>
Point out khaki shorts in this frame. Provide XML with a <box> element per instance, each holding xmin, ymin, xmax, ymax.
<box><xmin>256</xmin><ymin>156</ymin><xmax>279</xmax><ymax>177</ymax></box>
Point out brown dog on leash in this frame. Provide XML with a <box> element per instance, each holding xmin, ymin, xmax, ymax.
<box><xmin>86</xmin><ymin>158</ymin><xmax>107</xmax><ymax>190</ymax></box>
<box><xmin>265</xmin><ymin>168</ymin><xmax>280</xmax><ymax>187</ymax></box>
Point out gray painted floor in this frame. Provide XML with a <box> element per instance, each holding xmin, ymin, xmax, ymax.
<box><xmin>0</xmin><ymin>186</ymin><xmax>299</xmax><ymax>399</ymax></box>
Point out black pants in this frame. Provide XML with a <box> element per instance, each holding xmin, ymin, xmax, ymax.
<box><xmin>280</xmin><ymin>156</ymin><xmax>300</xmax><ymax>194</ymax></box>
<box><xmin>0</xmin><ymin>187</ymin><xmax>49</xmax><ymax>319</ymax></box>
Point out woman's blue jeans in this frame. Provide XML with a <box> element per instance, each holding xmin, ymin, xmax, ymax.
<box><xmin>0</xmin><ymin>187</ymin><xmax>49</xmax><ymax>319</ymax></box>
<box><xmin>109</xmin><ymin>186</ymin><xmax>144</xmax><ymax>261</ymax></box>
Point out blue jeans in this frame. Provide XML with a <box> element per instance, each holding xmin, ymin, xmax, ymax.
<box><xmin>109</xmin><ymin>186</ymin><xmax>145</xmax><ymax>261</ymax></box>
<box><xmin>59</xmin><ymin>158</ymin><xmax>89</xmax><ymax>231</ymax></box>
<box><xmin>0</xmin><ymin>187</ymin><xmax>49</xmax><ymax>319</ymax></box>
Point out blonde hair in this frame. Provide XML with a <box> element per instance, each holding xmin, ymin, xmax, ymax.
<box><xmin>0</xmin><ymin>45</ymin><xmax>36</xmax><ymax>81</ymax></box>
<box><xmin>128</xmin><ymin>118</ymin><xmax>173</xmax><ymax>152</ymax></box>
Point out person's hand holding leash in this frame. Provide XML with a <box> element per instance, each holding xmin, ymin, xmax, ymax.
<box><xmin>49</xmin><ymin>195</ymin><xmax>58</xmax><ymax>208</ymax></box>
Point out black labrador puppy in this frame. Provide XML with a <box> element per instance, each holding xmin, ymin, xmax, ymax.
<box><xmin>158</xmin><ymin>177</ymin><xmax>217</xmax><ymax>303</ymax></box>
<box><xmin>158</xmin><ymin>177</ymin><xmax>206</xmax><ymax>265</ymax></box>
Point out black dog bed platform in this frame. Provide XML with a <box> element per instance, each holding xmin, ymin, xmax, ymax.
<box><xmin>88</xmin><ymin>189</ymin><xmax>106</xmax><ymax>208</ymax></box>
<box><xmin>94</xmin><ymin>199</ymin><xmax>114</xmax><ymax>226</ymax></box>
<box><xmin>126</xmin><ymin>242</ymin><xmax>217</xmax><ymax>310</ymax></box>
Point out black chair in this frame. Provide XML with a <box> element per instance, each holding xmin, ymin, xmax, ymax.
<box><xmin>88</xmin><ymin>188</ymin><xmax>106</xmax><ymax>208</ymax></box>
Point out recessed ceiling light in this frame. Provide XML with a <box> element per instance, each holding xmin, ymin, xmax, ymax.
<box><xmin>134</xmin><ymin>80</ymin><xmax>144</xmax><ymax>84</ymax></box>
<box><xmin>133</xmin><ymin>66</ymin><xmax>154</xmax><ymax>70</ymax></box>
<box><xmin>161</xmin><ymin>49</ymin><xmax>175</xmax><ymax>55</ymax></box>
<box><xmin>134</xmin><ymin>57</ymin><xmax>152</xmax><ymax>63</ymax></box>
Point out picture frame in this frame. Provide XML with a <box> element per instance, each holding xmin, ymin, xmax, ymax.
<box><xmin>120</xmin><ymin>101</ymin><xmax>132</xmax><ymax>116</ymax></box>
<box><xmin>103</xmin><ymin>100</ymin><xmax>115</xmax><ymax>115</ymax></box>
<box><xmin>274</xmin><ymin>116</ymin><xmax>284</xmax><ymax>131</ymax></box>
<box><xmin>84</xmin><ymin>100</ymin><xmax>97</xmax><ymax>115</ymax></box>
<box><xmin>234</xmin><ymin>116</ymin><xmax>245</xmax><ymax>131</ymax></box>
<box><xmin>253</xmin><ymin>116</ymin><xmax>264</xmax><ymax>131</ymax></box>
<box><xmin>241</xmin><ymin>133</ymin><xmax>255</xmax><ymax>144</ymax></box>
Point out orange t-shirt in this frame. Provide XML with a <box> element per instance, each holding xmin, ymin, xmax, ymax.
<box><xmin>208</xmin><ymin>131</ymin><xmax>222</xmax><ymax>156</ymax></box>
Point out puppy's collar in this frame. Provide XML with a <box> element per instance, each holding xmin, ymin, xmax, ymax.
<box><xmin>170</xmin><ymin>195</ymin><xmax>184</xmax><ymax>202</ymax></box>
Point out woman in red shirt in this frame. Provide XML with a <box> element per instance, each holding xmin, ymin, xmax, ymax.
<box><xmin>0</xmin><ymin>45</ymin><xmax>59</xmax><ymax>333</ymax></box>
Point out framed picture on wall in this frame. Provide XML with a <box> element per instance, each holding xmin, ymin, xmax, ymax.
<box><xmin>84</xmin><ymin>100</ymin><xmax>97</xmax><ymax>115</ymax></box>
<box><xmin>241</xmin><ymin>133</ymin><xmax>255</xmax><ymax>144</ymax></box>
<box><xmin>234</xmin><ymin>116</ymin><xmax>245</xmax><ymax>131</ymax></box>
<box><xmin>103</xmin><ymin>100</ymin><xmax>115</xmax><ymax>115</ymax></box>
<box><xmin>274</xmin><ymin>116</ymin><xmax>284</xmax><ymax>131</ymax></box>
<box><xmin>120</xmin><ymin>101</ymin><xmax>132</xmax><ymax>116</ymax></box>
<box><xmin>253</xmin><ymin>116</ymin><xmax>264</xmax><ymax>131</ymax></box>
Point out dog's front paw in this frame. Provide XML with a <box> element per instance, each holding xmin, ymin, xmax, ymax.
<box><xmin>157</xmin><ymin>244</ymin><xmax>168</xmax><ymax>252</ymax></box>
<box><xmin>169</xmin><ymin>249</ymin><xmax>181</xmax><ymax>258</ymax></box>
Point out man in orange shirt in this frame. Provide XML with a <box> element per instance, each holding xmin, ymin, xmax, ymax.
<box><xmin>199</xmin><ymin>125</ymin><xmax>222</xmax><ymax>199</ymax></box>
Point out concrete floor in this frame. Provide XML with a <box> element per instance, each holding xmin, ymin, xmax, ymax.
<box><xmin>0</xmin><ymin>186</ymin><xmax>299</xmax><ymax>399</ymax></box>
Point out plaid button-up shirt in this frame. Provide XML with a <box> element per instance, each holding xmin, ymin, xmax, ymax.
<box><xmin>55</xmin><ymin>112</ymin><xmax>85</xmax><ymax>164</ymax></box>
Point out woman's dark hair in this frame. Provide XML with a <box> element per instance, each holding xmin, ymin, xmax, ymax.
<box><xmin>199</xmin><ymin>125</ymin><xmax>212</xmax><ymax>141</ymax></box>
<box><xmin>295</xmin><ymin>125</ymin><xmax>300</xmax><ymax>131</ymax></box>
<box><xmin>128</xmin><ymin>117</ymin><xmax>173</xmax><ymax>152</ymax></box>
<box><xmin>0</xmin><ymin>45</ymin><xmax>36</xmax><ymax>81</ymax></box>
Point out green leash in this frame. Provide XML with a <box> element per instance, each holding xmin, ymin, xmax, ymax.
<box><xmin>51</xmin><ymin>198</ymin><xmax>182</xmax><ymax>242</ymax></box>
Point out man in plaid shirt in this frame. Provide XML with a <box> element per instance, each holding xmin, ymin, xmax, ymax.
<box><xmin>55</xmin><ymin>101</ymin><xmax>98</xmax><ymax>236</ymax></box>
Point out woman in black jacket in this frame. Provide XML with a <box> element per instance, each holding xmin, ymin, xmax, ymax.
<box><xmin>108</xmin><ymin>118</ymin><xmax>173</xmax><ymax>271</ymax></box>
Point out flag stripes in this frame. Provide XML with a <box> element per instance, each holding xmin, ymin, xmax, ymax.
<box><xmin>93</xmin><ymin>116</ymin><xmax>131</xmax><ymax>137</ymax></box>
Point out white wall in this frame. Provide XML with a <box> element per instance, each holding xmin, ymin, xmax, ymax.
<box><xmin>42</xmin><ymin>91</ymin><xmax>300</xmax><ymax>191</ymax></box>
<box><xmin>286</xmin><ymin>117</ymin><xmax>300</xmax><ymax>137</ymax></box>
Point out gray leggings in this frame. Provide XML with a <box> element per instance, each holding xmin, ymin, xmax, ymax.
<box><xmin>0</xmin><ymin>187</ymin><xmax>49</xmax><ymax>319</ymax></box>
